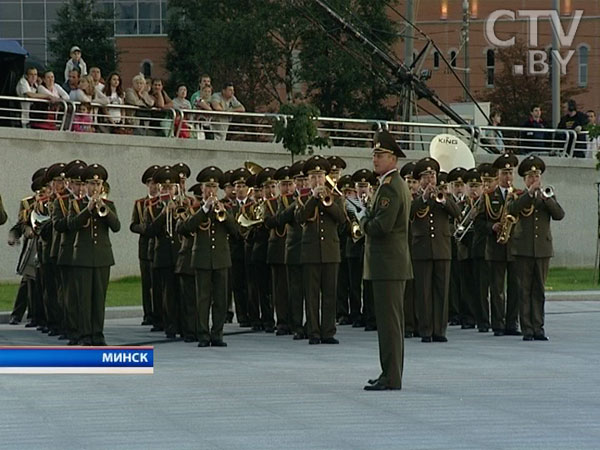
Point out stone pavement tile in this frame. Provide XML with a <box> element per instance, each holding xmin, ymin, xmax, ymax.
<box><xmin>0</xmin><ymin>301</ymin><xmax>599</xmax><ymax>449</ymax></box>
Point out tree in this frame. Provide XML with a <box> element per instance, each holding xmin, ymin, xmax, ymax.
<box><xmin>479</xmin><ymin>41</ymin><xmax>583</xmax><ymax>127</ymax></box>
<box><xmin>48</xmin><ymin>0</ymin><xmax>119</xmax><ymax>83</ymax></box>
<box><xmin>165</xmin><ymin>0</ymin><xmax>400</xmax><ymax>117</ymax></box>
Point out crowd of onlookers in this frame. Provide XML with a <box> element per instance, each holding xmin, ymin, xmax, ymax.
<box><xmin>9</xmin><ymin>45</ymin><xmax>599</xmax><ymax>157</ymax></box>
<box><xmin>14</xmin><ymin>46</ymin><xmax>246</xmax><ymax>140</ymax></box>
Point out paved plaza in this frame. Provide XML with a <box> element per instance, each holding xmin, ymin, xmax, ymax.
<box><xmin>1</xmin><ymin>299</ymin><xmax>599</xmax><ymax>449</ymax></box>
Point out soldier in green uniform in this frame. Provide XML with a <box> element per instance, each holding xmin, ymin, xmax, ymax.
<box><xmin>130</xmin><ymin>165</ymin><xmax>160</xmax><ymax>326</ymax></box>
<box><xmin>68</xmin><ymin>164</ymin><xmax>120</xmax><ymax>345</ymax></box>
<box><xmin>53</xmin><ymin>161</ymin><xmax>88</xmax><ymax>344</ymax></box>
<box><xmin>337</xmin><ymin>174</ymin><xmax>356</xmax><ymax>326</ymax></box>
<box><xmin>182</xmin><ymin>166</ymin><xmax>239</xmax><ymax>347</ymax></box>
<box><xmin>400</xmin><ymin>161</ymin><xmax>419</xmax><ymax>338</ymax></box>
<box><xmin>279</xmin><ymin>160</ymin><xmax>307</xmax><ymax>340</ymax></box>
<box><xmin>229</xmin><ymin>167</ymin><xmax>252</xmax><ymax>327</ymax></box>
<box><xmin>485</xmin><ymin>154</ymin><xmax>521</xmax><ymax>336</ymax></box>
<box><xmin>346</xmin><ymin>130</ymin><xmax>411</xmax><ymax>391</ymax></box>
<box><xmin>30</xmin><ymin>172</ymin><xmax>49</xmax><ymax>330</ymax></box>
<box><xmin>145</xmin><ymin>166</ymin><xmax>182</xmax><ymax>339</ymax></box>
<box><xmin>296</xmin><ymin>156</ymin><xmax>346</xmax><ymax>345</ymax></box>
<box><xmin>220</xmin><ymin>169</ymin><xmax>236</xmax><ymax>323</ymax></box>
<box><xmin>508</xmin><ymin>156</ymin><xmax>564</xmax><ymax>341</ymax></box>
<box><xmin>265</xmin><ymin>166</ymin><xmax>293</xmax><ymax>335</ymax></box>
<box><xmin>411</xmin><ymin>157</ymin><xmax>461</xmax><ymax>343</ymax></box>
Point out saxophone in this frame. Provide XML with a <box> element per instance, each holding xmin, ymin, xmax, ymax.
<box><xmin>496</xmin><ymin>185</ymin><xmax>517</xmax><ymax>245</ymax></box>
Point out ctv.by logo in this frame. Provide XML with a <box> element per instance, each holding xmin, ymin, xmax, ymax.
<box><xmin>485</xmin><ymin>10</ymin><xmax>583</xmax><ymax>75</ymax></box>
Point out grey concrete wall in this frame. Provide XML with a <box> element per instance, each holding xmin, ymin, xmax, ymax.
<box><xmin>0</xmin><ymin>127</ymin><xmax>595</xmax><ymax>281</ymax></box>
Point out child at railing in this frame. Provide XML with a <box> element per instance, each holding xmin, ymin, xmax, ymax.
<box><xmin>72</xmin><ymin>103</ymin><xmax>94</xmax><ymax>133</ymax></box>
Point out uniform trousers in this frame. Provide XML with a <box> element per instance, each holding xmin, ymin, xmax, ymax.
<box><xmin>271</xmin><ymin>264</ymin><xmax>290</xmax><ymax>332</ymax></box>
<box><xmin>403</xmin><ymin>278</ymin><xmax>418</xmax><ymax>335</ymax></box>
<box><xmin>139</xmin><ymin>259</ymin><xmax>153</xmax><ymax>322</ymax></box>
<box><xmin>303</xmin><ymin>263</ymin><xmax>338</xmax><ymax>340</ymax></box>
<box><xmin>347</xmin><ymin>256</ymin><xmax>365</xmax><ymax>322</ymax></box>
<box><xmin>488</xmin><ymin>260</ymin><xmax>519</xmax><ymax>331</ymax></box>
<box><xmin>249</xmin><ymin>261</ymin><xmax>274</xmax><ymax>328</ymax></box>
<box><xmin>459</xmin><ymin>259</ymin><xmax>477</xmax><ymax>327</ymax></box>
<box><xmin>231</xmin><ymin>258</ymin><xmax>249</xmax><ymax>324</ymax></box>
<box><xmin>156</xmin><ymin>267</ymin><xmax>178</xmax><ymax>335</ymax></box>
<box><xmin>151</xmin><ymin>267</ymin><xmax>163</xmax><ymax>328</ymax></box>
<box><xmin>336</xmin><ymin>255</ymin><xmax>350</xmax><ymax>320</ymax></box>
<box><xmin>178</xmin><ymin>273</ymin><xmax>197</xmax><ymax>340</ymax></box>
<box><xmin>414</xmin><ymin>259</ymin><xmax>451</xmax><ymax>338</ymax></box>
<box><xmin>287</xmin><ymin>264</ymin><xmax>305</xmax><ymax>334</ymax></box>
<box><xmin>10</xmin><ymin>277</ymin><xmax>30</xmax><ymax>321</ymax></box>
<box><xmin>514</xmin><ymin>257</ymin><xmax>549</xmax><ymax>337</ymax></box>
<box><xmin>372</xmin><ymin>280</ymin><xmax>405</xmax><ymax>389</ymax></box>
<box><xmin>77</xmin><ymin>266</ymin><xmax>110</xmax><ymax>344</ymax></box>
<box><xmin>195</xmin><ymin>268</ymin><xmax>228</xmax><ymax>342</ymax></box>
<box><xmin>41</xmin><ymin>262</ymin><xmax>60</xmax><ymax>332</ymax></box>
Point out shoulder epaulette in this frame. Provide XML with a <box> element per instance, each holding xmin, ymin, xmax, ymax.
<box><xmin>382</xmin><ymin>175</ymin><xmax>393</xmax><ymax>184</ymax></box>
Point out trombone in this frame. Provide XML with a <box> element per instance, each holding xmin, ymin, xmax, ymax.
<box><xmin>453</xmin><ymin>195</ymin><xmax>482</xmax><ymax>241</ymax></box>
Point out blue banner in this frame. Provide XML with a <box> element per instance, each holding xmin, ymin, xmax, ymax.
<box><xmin>0</xmin><ymin>347</ymin><xmax>154</xmax><ymax>372</ymax></box>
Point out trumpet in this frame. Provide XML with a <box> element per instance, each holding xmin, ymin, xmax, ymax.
<box><xmin>173</xmin><ymin>185</ymin><xmax>189</xmax><ymax>220</ymax></box>
<box><xmin>540</xmin><ymin>185</ymin><xmax>555</xmax><ymax>199</ymax></box>
<box><xmin>97</xmin><ymin>194</ymin><xmax>109</xmax><ymax>217</ymax></box>
<box><xmin>210</xmin><ymin>193</ymin><xmax>227</xmax><ymax>222</ymax></box>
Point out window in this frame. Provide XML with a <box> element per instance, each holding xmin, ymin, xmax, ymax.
<box><xmin>142</xmin><ymin>60</ymin><xmax>152</xmax><ymax>77</ymax></box>
<box><xmin>578</xmin><ymin>45</ymin><xmax>589</xmax><ymax>87</ymax></box>
<box><xmin>449</xmin><ymin>50</ymin><xmax>457</xmax><ymax>68</ymax></box>
<box><xmin>433</xmin><ymin>51</ymin><xmax>440</xmax><ymax>69</ymax></box>
<box><xmin>486</xmin><ymin>49</ymin><xmax>495</xmax><ymax>87</ymax></box>
<box><xmin>114</xmin><ymin>0</ymin><xmax>165</xmax><ymax>36</ymax></box>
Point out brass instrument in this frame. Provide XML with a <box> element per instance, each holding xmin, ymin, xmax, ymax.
<box><xmin>173</xmin><ymin>184</ymin><xmax>189</xmax><ymax>220</ymax></box>
<box><xmin>237</xmin><ymin>197</ymin><xmax>265</xmax><ymax>227</ymax></box>
<box><xmin>350</xmin><ymin>220</ymin><xmax>363</xmax><ymax>242</ymax></box>
<box><xmin>97</xmin><ymin>193</ymin><xmax>109</xmax><ymax>217</ymax></box>
<box><xmin>496</xmin><ymin>185</ymin><xmax>517</xmax><ymax>245</ymax></box>
<box><xmin>453</xmin><ymin>195</ymin><xmax>482</xmax><ymax>241</ymax></box>
<box><xmin>244</xmin><ymin>161</ymin><xmax>264</xmax><ymax>176</ymax></box>
<box><xmin>30</xmin><ymin>208</ymin><xmax>50</xmax><ymax>234</ymax></box>
<box><xmin>210</xmin><ymin>193</ymin><xmax>227</xmax><ymax>222</ymax></box>
<box><xmin>540</xmin><ymin>185</ymin><xmax>555</xmax><ymax>199</ymax></box>
<box><xmin>319</xmin><ymin>175</ymin><xmax>344</xmax><ymax>207</ymax></box>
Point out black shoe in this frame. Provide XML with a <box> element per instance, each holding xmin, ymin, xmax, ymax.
<box><xmin>461</xmin><ymin>324</ymin><xmax>475</xmax><ymax>330</ymax></box>
<box><xmin>8</xmin><ymin>317</ymin><xmax>19</xmax><ymax>325</ymax></box>
<box><xmin>58</xmin><ymin>334</ymin><xmax>69</xmax><ymax>340</ymax></box>
<box><xmin>321</xmin><ymin>337</ymin><xmax>339</xmax><ymax>344</ymax></box>
<box><xmin>225</xmin><ymin>312</ymin><xmax>234</xmax><ymax>324</ymax></box>
<box><xmin>275</xmin><ymin>329</ymin><xmax>289</xmax><ymax>336</ymax></box>
<box><xmin>165</xmin><ymin>333</ymin><xmax>177</xmax><ymax>339</ymax></box>
<box><xmin>36</xmin><ymin>325</ymin><xmax>45</xmax><ymax>331</ymax></box>
<box><xmin>198</xmin><ymin>340</ymin><xmax>210</xmax><ymax>347</ymax></box>
<box><xmin>25</xmin><ymin>321</ymin><xmax>37</xmax><ymax>328</ymax></box>
<box><xmin>239</xmin><ymin>322</ymin><xmax>251</xmax><ymax>328</ymax></box>
<box><xmin>449</xmin><ymin>318</ymin><xmax>461</xmax><ymax>326</ymax></box>
<box><xmin>67</xmin><ymin>339</ymin><xmax>79</xmax><ymax>346</ymax></box>
<box><xmin>534</xmin><ymin>334</ymin><xmax>549</xmax><ymax>341</ymax></box>
<box><xmin>364</xmin><ymin>325</ymin><xmax>377</xmax><ymax>332</ymax></box>
<box><xmin>494</xmin><ymin>330</ymin><xmax>505</xmax><ymax>337</ymax></box>
<box><xmin>352</xmin><ymin>320</ymin><xmax>365</xmax><ymax>328</ymax></box>
<box><xmin>93</xmin><ymin>340</ymin><xmax>107</xmax><ymax>346</ymax></box>
<box><xmin>364</xmin><ymin>382</ymin><xmax>401</xmax><ymax>391</ymax></box>
<box><xmin>421</xmin><ymin>336</ymin><xmax>432</xmax><ymax>343</ymax></box>
<box><xmin>211</xmin><ymin>339</ymin><xmax>227</xmax><ymax>347</ymax></box>
<box><xmin>183</xmin><ymin>336</ymin><xmax>196</xmax><ymax>343</ymax></box>
<box><xmin>523</xmin><ymin>335</ymin><xmax>534</xmax><ymax>341</ymax></box>
<box><xmin>308</xmin><ymin>338</ymin><xmax>320</xmax><ymax>345</ymax></box>
<box><xmin>478</xmin><ymin>327</ymin><xmax>489</xmax><ymax>333</ymax></box>
<box><xmin>338</xmin><ymin>317</ymin><xmax>352</xmax><ymax>326</ymax></box>
<box><xmin>293</xmin><ymin>332</ymin><xmax>306</xmax><ymax>340</ymax></box>
<box><xmin>150</xmin><ymin>326</ymin><xmax>163</xmax><ymax>332</ymax></box>
<box><xmin>251</xmin><ymin>325</ymin><xmax>264</xmax><ymax>332</ymax></box>
<box><xmin>404</xmin><ymin>331</ymin><xmax>413</xmax><ymax>338</ymax></box>
<box><xmin>367</xmin><ymin>378</ymin><xmax>380</xmax><ymax>385</ymax></box>
<box><xmin>141</xmin><ymin>319</ymin><xmax>152</xmax><ymax>326</ymax></box>
<box><xmin>505</xmin><ymin>329</ymin><xmax>522</xmax><ymax>336</ymax></box>
<box><xmin>432</xmin><ymin>335</ymin><xmax>448</xmax><ymax>342</ymax></box>
<box><xmin>412</xmin><ymin>331</ymin><xmax>420</xmax><ymax>338</ymax></box>
<box><xmin>78</xmin><ymin>338</ymin><xmax>93</xmax><ymax>346</ymax></box>
<box><xmin>264</xmin><ymin>326</ymin><xmax>275</xmax><ymax>333</ymax></box>
<box><xmin>48</xmin><ymin>329</ymin><xmax>60</xmax><ymax>336</ymax></box>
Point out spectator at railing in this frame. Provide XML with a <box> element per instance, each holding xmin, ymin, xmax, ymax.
<box><xmin>481</xmin><ymin>109</ymin><xmax>505</xmax><ymax>154</ymax></box>
<box><xmin>586</xmin><ymin>110</ymin><xmax>599</xmax><ymax>155</ymax></box>
<box><xmin>16</xmin><ymin>67</ymin><xmax>52</xmax><ymax>128</ymax></box>
<box><xmin>69</xmin><ymin>75</ymin><xmax>108</xmax><ymax>105</ymax></box>
<box><xmin>99</xmin><ymin>72</ymin><xmax>126</xmax><ymax>134</ymax></box>
<box><xmin>30</xmin><ymin>70</ymin><xmax>69</xmax><ymax>130</ymax></box>
<box><xmin>194</xmin><ymin>84</ymin><xmax>214</xmax><ymax>140</ymax></box>
<box><xmin>149</xmin><ymin>78</ymin><xmax>173</xmax><ymax>137</ymax></box>
<box><xmin>62</xmin><ymin>68</ymin><xmax>81</xmax><ymax>94</ymax></box>
<box><xmin>190</xmin><ymin>74</ymin><xmax>212</xmax><ymax>108</ymax></box>
<box><xmin>520</xmin><ymin>105</ymin><xmax>547</xmax><ymax>152</ymax></box>
<box><xmin>172</xmin><ymin>84</ymin><xmax>191</xmax><ymax>110</ymax></box>
<box><xmin>211</xmin><ymin>82</ymin><xmax>245</xmax><ymax>140</ymax></box>
<box><xmin>125</xmin><ymin>73</ymin><xmax>155</xmax><ymax>136</ymax></box>
<box><xmin>558</xmin><ymin>99</ymin><xmax>589</xmax><ymax>158</ymax></box>
<box><xmin>64</xmin><ymin>46</ymin><xmax>87</xmax><ymax>83</ymax></box>
<box><xmin>89</xmin><ymin>67</ymin><xmax>105</xmax><ymax>91</ymax></box>
<box><xmin>72</xmin><ymin>102</ymin><xmax>94</xmax><ymax>133</ymax></box>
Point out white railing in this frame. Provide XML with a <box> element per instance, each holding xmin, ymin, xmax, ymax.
<box><xmin>0</xmin><ymin>95</ymin><xmax>595</xmax><ymax>158</ymax></box>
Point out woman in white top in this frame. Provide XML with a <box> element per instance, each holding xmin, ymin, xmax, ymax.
<box><xmin>100</xmin><ymin>72</ymin><xmax>125</xmax><ymax>131</ymax></box>
<box><xmin>31</xmin><ymin>70</ymin><xmax>69</xmax><ymax>130</ymax></box>
<box><xmin>69</xmin><ymin>75</ymin><xmax>108</xmax><ymax>104</ymax></box>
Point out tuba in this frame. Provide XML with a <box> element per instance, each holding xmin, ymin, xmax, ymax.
<box><xmin>244</xmin><ymin>161</ymin><xmax>264</xmax><ymax>176</ymax></box>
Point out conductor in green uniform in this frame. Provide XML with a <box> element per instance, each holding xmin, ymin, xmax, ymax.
<box><xmin>347</xmin><ymin>130</ymin><xmax>412</xmax><ymax>391</ymax></box>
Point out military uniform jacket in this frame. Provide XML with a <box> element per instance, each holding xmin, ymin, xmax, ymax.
<box><xmin>37</xmin><ymin>199</ymin><xmax>54</xmax><ymax>265</ymax></box>
<box><xmin>295</xmin><ymin>195</ymin><xmax>345</xmax><ymax>264</ymax></box>
<box><xmin>52</xmin><ymin>194</ymin><xmax>78</xmax><ymax>266</ymax></box>
<box><xmin>264</xmin><ymin>196</ymin><xmax>288</xmax><ymax>265</ymax></box>
<box><xmin>361</xmin><ymin>170</ymin><xmax>413</xmax><ymax>280</ymax></box>
<box><xmin>144</xmin><ymin>202</ymin><xmax>181</xmax><ymax>268</ymax></box>
<box><xmin>251</xmin><ymin>221</ymin><xmax>269</xmax><ymax>264</ymax></box>
<box><xmin>9</xmin><ymin>196</ymin><xmax>34</xmax><ymax>241</ymax></box>
<box><xmin>181</xmin><ymin>204</ymin><xmax>239</xmax><ymax>270</ymax></box>
<box><xmin>410</xmin><ymin>191</ymin><xmax>461</xmax><ymax>261</ymax></box>
<box><xmin>174</xmin><ymin>202</ymin><xmax>198</xmax><ymax>276</ymax></box>
<box><xmin>67</xmin><ymin>198</ymin><xmax>121</xmax><ymax>267</ymax></box>
<box><xmin>508</xmin><ymin>191</ymin><xmax>565</xmax><ymax>258</ymax></box>
<box><xmin>456</xmin><ymin>198</ymin><xmax>473</xmax><ymax>261</ymax></box>
<box><xmin>484</xmin><ymin>187</ymin><xmax>515</xmax><ymax>262</ymax></box>
<box><xmin>228</xmin><ymin>201</ymin><xmax>246</xmax><ymax>261</ymax></box>
<box><xmin>130</xmin><ymin>197</ymin><xmax>152</xmax><ymax>261</ymax></box>
<box><xmin>280</xmin><ymin>196</ymin><xmax>303</xmax><ymax>265</ymax></box>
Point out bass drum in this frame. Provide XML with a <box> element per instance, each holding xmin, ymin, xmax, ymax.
<box><xmin>429</xmin><ymin>133</ymin><xmax>475</xmax><ymax>172</ymax></box>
